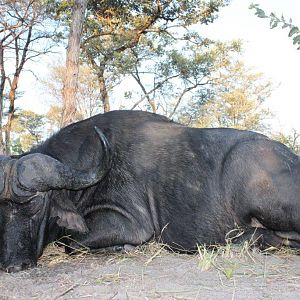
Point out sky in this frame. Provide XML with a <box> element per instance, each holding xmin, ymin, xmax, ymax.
<box><xmin>201</xmin><ymin>0</ymin><xmax>300</xmax><ymax>133</ymax></box>
<box><xmin>19</xmin><ymin>0</ymin><xmax>300</xmax><ymax>133</ymax></box>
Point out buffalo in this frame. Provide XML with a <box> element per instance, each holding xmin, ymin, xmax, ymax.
<box><xmin>0</xmin><ymin>110</ymin><xmax>299</xmax><ymax>272</ymax></box>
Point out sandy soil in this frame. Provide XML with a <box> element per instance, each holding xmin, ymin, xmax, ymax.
<box><xmin>0</xmin><ymin>244</ymin><xmax>299</xmax><ymax>300</ymax></box>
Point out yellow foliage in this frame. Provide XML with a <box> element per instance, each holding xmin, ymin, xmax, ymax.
<box><xmin>195</xmin><ymin>61</ymin><xmax>273</xmax><ymax>131</ymax></box>
<box><xmin>42</xmin><ymin>61</ymin><xmax>102</xmax><ymax>126</ymax></box>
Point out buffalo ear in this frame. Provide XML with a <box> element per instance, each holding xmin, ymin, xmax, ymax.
<box><xmin>52</xmin><ymin>209</ymin><xmax>88</xmax><ymax>233</ymax></box>
<box><xmin>49</xmin><ymin>191</ymin><xmax>88</xmax><ymax>233</ymax></box>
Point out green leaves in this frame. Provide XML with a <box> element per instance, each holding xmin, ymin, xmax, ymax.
<box><xmin>256</xmin><ymin>8</ymin><xmax>267</xmax><ymax>19</ymax></box>
<box><xmin>250</xmin><ymin>4</ymin><xmax>300</xmax><ymax>50</ymax></box>
<box><xmin>249</xmin><ymin>4</ymin><xmax>267</xmax><ymax>18</ymax></box>
<box><xmin>289</xmin><ymin>26</ymin><xmax>300</xmax><ymax>49</ymax></box>
<box><xmin>288</xmin><ymin>26</ymin><xmax>299</xmax><ymax>37</ymax></box>
<box><xmin>293</xmin><ymin>34</ymin><xmax>300</xmax><ymax>45</ymax></box>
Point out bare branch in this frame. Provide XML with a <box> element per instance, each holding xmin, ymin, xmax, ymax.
<box><xmin>81</xmin><ymin>30</ymin><xmax>116</xmax><ymax>46</ymax></box>
<box><xmin>168</xmin><ymin>81</ymin><xmax>211</xmax><ymax>119</ymax></box>
<box><xmin>130</xmin><ymin>73</ymin><xmax>181</xmax><ymax>111</ymax></box>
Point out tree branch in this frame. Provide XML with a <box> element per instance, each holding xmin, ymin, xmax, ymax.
<box><xmin>168</xmin><ymin>81</ymin><xmax>211</xmax><ymax>119</ymax></box>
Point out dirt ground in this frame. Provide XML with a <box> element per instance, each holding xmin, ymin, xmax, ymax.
<box><xmin>0</xmin><ymin>243</ymin><xmax>300</xmax><ymax>300</ymax></box>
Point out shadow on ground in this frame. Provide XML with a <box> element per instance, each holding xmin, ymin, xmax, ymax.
<box><xmin>0</xmin><ymin>244</ymin><xmax>299</xmax><ymax>300</ymax></box>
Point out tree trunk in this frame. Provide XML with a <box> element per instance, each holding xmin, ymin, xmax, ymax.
<box><xmin>5</xmin><ymin>75</ymin><xmax>19</xmax><ymax>155</ymax></box>
<box><xmin>98</xmin><ymin>68</ymin><xmax>110</xmax><ymax>113</ymax></box>
<box><xmin>61</xmin><ymin>0</ymin><xmax>88</xmax><ymax>127</ymax></box>
<box><xmin>0</xmin><ymin>44</ymin><xmax>6</xmax><ymax>154</ymax></box>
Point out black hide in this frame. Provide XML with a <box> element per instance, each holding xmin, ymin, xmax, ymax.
<box><xmin>0</xmin><ymin>110</ymin><xmax>300</xmax><ymax>272</ymax></box>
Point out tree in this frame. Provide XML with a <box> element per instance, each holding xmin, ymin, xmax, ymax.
<box><xmin>0</xmin><ymin>0</ymin><xmax>60</xmax><ymax>154</ymax></box>
<box><xmin>272</xmin><ymin>129</ymin><xmax>300</xmax><ymax>154</ymax></box>
<box><xmin>249</xmin><ymin>3</ymin><xmax>300</xmax><ymax>50</ymax></box>
<box><xmin>11</xmin><ymin>109</ymin><xmax>44</xmax><ymax>153</ymax></box>
<box><xmin>42</xmin><ymin>61</ymin><xmax>102</xmax><ymax>132</ymax></box>
<box><xmin>61</xmin><ymin>0</ymin><xmax>88</xmax><ymax>126</ymax></box>
<box><xmin>42</xmin><ymin>0</ymin><xmax>231</xmax><ymax>122</ymax></box>
<box><xmin>179</xmin><ymin>61</ymin><xmax>273</xmax><ymax>131</ymax></box>
<box><xmin>80</xmin><ymin>0</ymin><xmax>230</xmax><ymax>112</ymax></box>
<box><xmin>126</xmin><ymin>39</ymin><xmax>242</xmax><ymax>118</ymax></box>
<box><xmin>45</xmin><ymin>104</ymin><xmax>62</xmax><ymax>134</ymax></box>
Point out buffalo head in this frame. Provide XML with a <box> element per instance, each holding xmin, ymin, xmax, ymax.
<box><xmin>0</xmin><ymin>127</ymin><xmax>111</xmax><ymax>272</ymax></box>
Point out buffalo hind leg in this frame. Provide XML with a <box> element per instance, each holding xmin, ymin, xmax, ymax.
<box><xmin>232</xmin><ymin>228</ymin><xmax>300</xmax><ymax>250</ymax></box>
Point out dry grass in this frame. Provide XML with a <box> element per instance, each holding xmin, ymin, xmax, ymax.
<box><xmin>39</xmin><ymin>237</ymin><xmax>300</xmax><ymax>283</ymax></box>
<box><xmin>95</xmin><ymin>267</ymin><xmax>123</xmax><ymax>285</ymax></box>
<box><xmin>39</xmin><ymin>243</ymin><xmax>71</xmax><ymax>266</ymax></box>
<box><xmin>39</xmin><ymin>239</ymin><xmax>170</xmax><ymax>268</ymax></box>
<box><xmin>196</xmin><ymin>241</ymin><xmax>300</xmax><ymax>281</ymax></box>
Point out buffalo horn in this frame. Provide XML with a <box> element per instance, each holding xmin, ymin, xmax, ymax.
<box><xmin>12</xmin><ymin>127</ymin><xmax>112</xmax><ymax>197</ymax></box>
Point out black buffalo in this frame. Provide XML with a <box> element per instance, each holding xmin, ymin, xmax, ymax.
<box><xmin>0</xmin><ymin>110</ymin><xmax>299</xmax><ymax>272</ymax></box>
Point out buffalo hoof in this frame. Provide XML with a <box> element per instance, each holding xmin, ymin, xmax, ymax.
<box><xmin>4</xmin><ymin>260</ymin><xmax>36</xmax><ymax>273</ymax></box>
<box><xmin>65</xmin><ymin>240</ymin><xmax>136</xmax><ymax>255</ymax></box>
<box><xmin>90</xmin><ymin>244</ymin><xmax>136</xmax><ymax>254</ymax></box>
